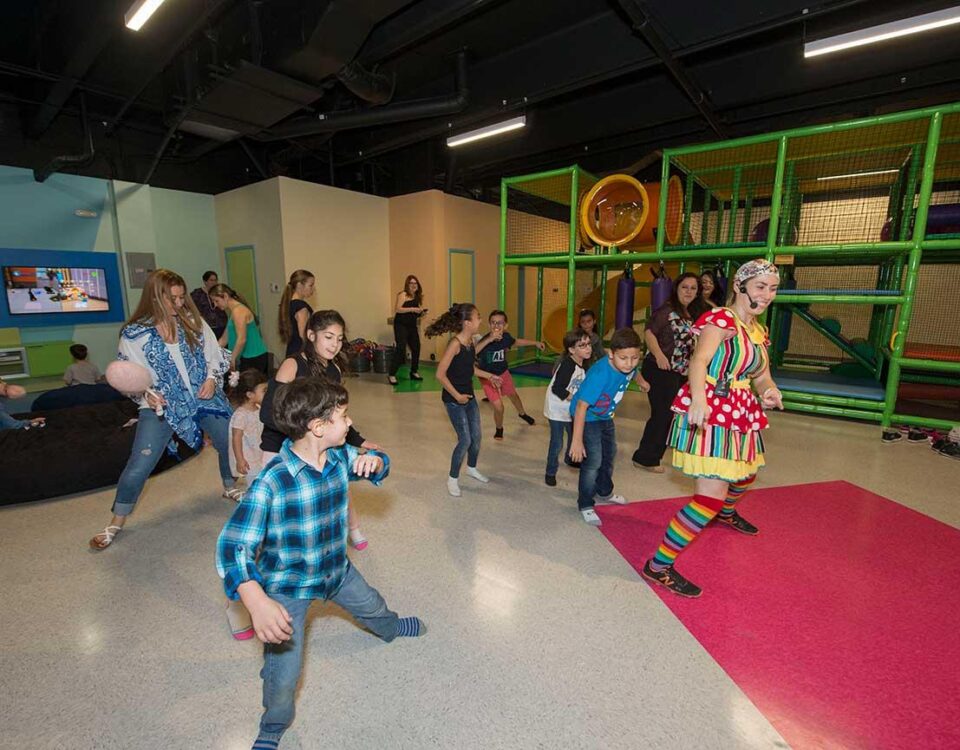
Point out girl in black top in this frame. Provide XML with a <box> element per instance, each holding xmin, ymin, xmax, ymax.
<box><xmin>278</xmin><ymin>269</ymin><xmax>315</xmax><ymax>357</ymax></box>
<box><xmin>426</xmin><ymin>303</ymin><xmax>499</xmax><ymax>498</ymax></box>
<box><xmin>260</xmin><ymin>309</ymin><xmax>378</xmax><ymax>549</ymax></box>
<box><xmin>388</xmin><ymin>275</ymin><xmax>427</xmax><ymax>385</ymax></box>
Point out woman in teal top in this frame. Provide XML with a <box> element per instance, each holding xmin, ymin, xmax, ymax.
<box><xmin>210</xmin><ymin>284</ymin><xmax>269</xmax><ymax>374</ymax></box>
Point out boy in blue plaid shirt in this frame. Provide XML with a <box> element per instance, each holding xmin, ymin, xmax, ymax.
<box><xmin>217</xmin><ymin>377</ymin><xmax>424</xmax><ymax>750</ymax></box>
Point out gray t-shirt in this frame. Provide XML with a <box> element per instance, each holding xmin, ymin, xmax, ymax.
<box><xmin>64</xmin><ymin>360</ymin><xmax>101</xmax><ymax>386</ymax></box>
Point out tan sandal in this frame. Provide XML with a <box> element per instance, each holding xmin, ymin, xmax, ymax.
<box><xmin>89</xmin><ymin>525</ymin><xmax>123</xmax><ymax>550</ymax></box>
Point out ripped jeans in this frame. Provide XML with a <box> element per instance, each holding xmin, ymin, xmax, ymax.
<box><xmin>112</xmin><ymin>407</ymin><xmax>233</xmax><ymax>517</ymax></box>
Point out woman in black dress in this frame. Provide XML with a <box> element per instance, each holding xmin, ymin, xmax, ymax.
<box><xmin>278</xmin><ymin>269</ymin><xmax>315</xmax><ymax>357</ymax></box>
<box><xmin>388</xmin><ymin>275</ymin><xmax>427</xmax><ymax>386</ymax></box>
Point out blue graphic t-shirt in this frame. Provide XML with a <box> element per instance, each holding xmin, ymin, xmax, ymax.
<box><xmin>477</xmin><ymin>332</ymin><xmax>515</xmax><ymax>376</ymax></box>
<box><xmin>569</xmin><ymin>356</ymin><xmax>634</xmax><ymax>422</ymax></box>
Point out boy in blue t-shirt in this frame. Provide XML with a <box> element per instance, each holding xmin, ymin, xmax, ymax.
<box><xmin>568</xmin><ymin>328</ymin><xmax>649</xmax><ymax>526</ymax></box>
<box><xmin>475</xmin><ymin>309</ymin><xmax>545</xmax><ymax>440</ymax></box>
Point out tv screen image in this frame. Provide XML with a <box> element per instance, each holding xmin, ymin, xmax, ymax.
<box><xmin>3</xmin><ymin>266</ymin><xmax>110</xmax><ymax>315</ymax></box>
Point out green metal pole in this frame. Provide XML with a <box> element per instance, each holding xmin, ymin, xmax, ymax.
<box><xmin>882</xmin><ymin>113</ymin><xmax>942</xmax><ymax>429</ymax></box>
<box><xmin>897</xmin><ymin>145</ymin><xmax>923</xmax><ymax>241</ymax></box>
<box><xmin>788</xmin><ymin>305</ymin><xmax>876</xmax><ymax>372</ymax></box>
<box><xmin>566</xmin><ymin>167</ymin><xmax>580</xmax><ymax>330</ymax></box>
<box><xmin>700</xmin><ymin>189</ymin><xmax>712</xmax><ymax>245</ymax></box>
<box><xmin>895</xmin><ymin>357</ymin><xmax>960</xmax><ymax>373</ymax></box>
<box><xmin>498</xmin><ymin>178</ymin><xmax>507</xmax><ymax>308</ymax></box>
<box><xmin>741</xmin><ymin>191</ymin><xmax>754</xmax><ymax>243</ymax></box>
<box><xmin>766</xmin><ymin>137</ymin><xmax>789</xmax><ymax>261</ymax></box>
<box><xmin>657</xmin><ymin>153</ymin><xmax>671</xmax><ymax>254</ymax></box>
<box><xmin>535</xmin><ymin>267</ymin><xmax>544</xmax><ymax>355</ymax></box>
<box><xmin>714</xmin><ymin>200</ymin><xmax>725</xmax><ymax>244</ymax></box>
<box><xmin>727</xmin><ymin>168</ymin><xmax>741</xmax><ymax>244</ymax></box>
<box><xmin>773</xmin><ymin>294</ymin><xmax>905</xmax><ymax>304</ymax></box>
<box><xmin>890</xmin><ymin>413</ymin><xmax>959</xmax><ymax>431</ymax></box>
<box><xmin>782</xmin><ymin>402</ymin><xmax>883</xmax><ymax>422</ymax></box>
<box><xmin>682</xmin><ymin>171</ymin><xmax>695</xmax><ymax>246</ymax></box>
<box><xmin>779</xmin><ymin>390</ymin><xmax>885</xmax><ymax>409</ymax></box>
<box><xmin>777</xmin><ymin>161</ymin><xmax>796</xmax><ymax>246</ymax></box>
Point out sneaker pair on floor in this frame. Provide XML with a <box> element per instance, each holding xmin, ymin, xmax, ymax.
<box><xmin>580</xmin><ymin>493</ymin><xmax>629</xmax><ymax>525</ymax></box>
<box><xmin>882</xmin><ymin>428</ymin><xmax>928</xmax><ymax>444</ymax></box>
<box><xmin>447</xmin><ymin>467</ymin><xmax>489</xmax><ymax>496</ymax></box>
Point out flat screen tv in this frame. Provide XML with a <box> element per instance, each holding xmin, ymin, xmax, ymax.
<box><xmin>3</xmin><ymin>265</ymin><xmax>111</xmax><ymax>315</ymax></box>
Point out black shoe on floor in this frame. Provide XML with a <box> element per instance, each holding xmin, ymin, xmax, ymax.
<box><xmin>519</xmin><ymin>413</ymin><xmax>535</xmax><ymax>425</ymax></box>
<box><xmin>935</xmin><ymin>441</ymin><xmax>960</xmax><ymax>460</ymax></box>
<box><xmin>545</xmin><ymin>474</ymin><xmax>557</xmax><ymax>487</ymax></box>
<box><xmin>907</xmin><ymin>428</ymin><xmax>928</xmax><ymax>444</ymax></box>
<box><xmin>881</xmin><ymin>429</ymin><xmax>903</xmax><ymax>444</ymax></box>
<box><xmin>494</xmin><ymin>427</ymin><xmax>504</xmax><ymax>440</ymax></box>
<box><xmin>642</xmin><ymin>561</ymin><xmax>702</xmax><ymax>598</ymax></box>
<box><xmin>716</xmin><ymin>511</ymin><xmax>759</xmax><ymax>535</ymax></box>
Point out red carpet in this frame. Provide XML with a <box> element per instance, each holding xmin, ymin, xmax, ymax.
<box><xmin>597</xmin><ymin>480</ymin><xmax>960</xmax><ymax>750</ymax></box>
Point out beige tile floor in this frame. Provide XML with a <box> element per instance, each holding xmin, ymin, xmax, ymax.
<box><xmin>1</xmin><ymin>376</ymin><xmax>956</xmax><ymax>750</ymax></box>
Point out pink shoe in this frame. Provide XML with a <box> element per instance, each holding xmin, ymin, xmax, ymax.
<box><xmin>349</xmin><ymin>528</ymin><xmax>368</xmax><ymax>551</ymax></box>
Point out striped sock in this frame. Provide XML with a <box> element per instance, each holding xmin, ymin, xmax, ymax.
<box><xmin>650</xmin><ymin>494</ymin><xmax>724</xmax><ymax>571</ymax></box>
<box><xmin>396</xmin><ymin>616</ymin><xmax>424</xmax><ymax>637</ymax></box>
<box><xmin>719</xmin><ymin>475</ymin><xmax>756</xmax><ymax>518</ymax></box>
<box><xmin>252</xmin><ymin>739</ymin><xmax>279</xmax><ymax>750</ymax></box>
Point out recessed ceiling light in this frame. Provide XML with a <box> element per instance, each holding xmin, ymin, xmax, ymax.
<box><xmin>804</xmin><ymin>6</ymin><xmax>960</xmax><ymax>58</ymax></box>
<box><xmin>125</xmin><ymin>0</ymin><xmax>168</xmax><ymax>31</ymax></box>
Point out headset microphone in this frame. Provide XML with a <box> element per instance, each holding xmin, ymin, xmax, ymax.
<box><xmin>739</xmin><ymin>282</ymin><xmax>759</xmax><ymax>309</ymax></box>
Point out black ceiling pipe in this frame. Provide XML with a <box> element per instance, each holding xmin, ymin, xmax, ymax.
<box><xmin>255</xmin><ymin>50</ymin><xmax>467</xmax><ymax>142</ymax></box>
<box><xmin>337</xmin><ymin>59</ymin><xmax>395</xmax><ymax>106</ymax></box>
<box><xmin>34</xmin><ymin>93</ymin><xmax>95</xmax><ymax>183</ymax></box>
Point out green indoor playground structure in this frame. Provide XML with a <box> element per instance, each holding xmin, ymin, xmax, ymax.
<box><xmin>498</xmin><ymin>101</ymin><xmax>960</xmax><ymax>433</ymax></box>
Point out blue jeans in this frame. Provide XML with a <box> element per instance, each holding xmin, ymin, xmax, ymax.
<box><xmin>445</xmin><ymin>398</ymin><xmax>481</xmax><ymax>478</ymax></box>
<box><xmin>112</xmin><ymin>408</ymin><xmax>233</xmax><ymax>516</ymax></box>
<box><xmin>257</xmin><ymin>563</ymin><xmax>400</xmax><ymax>743</ymax></box>
<box><xmin>545</xmin><ymin>419</ymin><xmax>573</xmax><ymax>477</ymax></box>
<box><xmin>577</xmin><ymin>419</ymin><xmax>616</xmax><ymax>510</ymax></box>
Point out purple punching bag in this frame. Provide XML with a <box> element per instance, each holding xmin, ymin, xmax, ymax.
<box><xmin>650</xmin><ymin>263</ymin><xmax>672</xmax><ymax>312</ymax></box>
<box><xmin>615</xmin><ymin>265</ymin><xmax>636</xmax><ymax>330</ymax></box>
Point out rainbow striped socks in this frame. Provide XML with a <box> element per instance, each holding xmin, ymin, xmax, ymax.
<box><xmin>720</xmin><ymin>474</ymin><xmax>756</xmax><ymax>518</ymax></box>
<box><xmin>650</xmin><ymin>494</ymin><xmax>723</xmax><ymax>572</ymax></box>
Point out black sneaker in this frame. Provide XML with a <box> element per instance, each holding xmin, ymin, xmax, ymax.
<box><xmin>642</xmin><ymin>561</ymin><xmax>702</xmax><ymax>598</ymax></box>
<box><xmin>519</xmin><ymin>413</ymin><xmax>535</xmax><ymax>425</ymax></box>
<box><xmin>545</xmin><ymin>474</ymin><xmax>557</xmax><ymax>487</ymax></box>
<box><xmin>907</xmin><ymin>429</ymin><xmax>928</xmax><ymax>444</ymax></box>
<box><xmin>716</xmin><ymin>511</ymin><xmax>759</xmax><ymax>535</ymax></box>
<box><xmin>881</xmin><ymin>429</ymin><xmax>903</xmax><ymax>444</ymax></box>
<box><xmin>494</xmin><ymin>427</ymin><xmax>504</xmax><ymax>440</ymax></box>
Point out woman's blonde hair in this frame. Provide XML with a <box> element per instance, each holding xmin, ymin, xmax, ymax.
<box><xmin>278</xmin><ymin>269</ymin><xmax>315</xmax><ymax>343</ymax></box>
<box><xmin>126</xmin><ymin>269</ymin><xmax>203</xmax><ymax>348</ymax></box>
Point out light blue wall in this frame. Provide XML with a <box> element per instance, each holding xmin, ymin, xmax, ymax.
<box><xmin>0</xmin><ymin>165</ymin><xmax>221</xmax><ymax>375</ymax></box>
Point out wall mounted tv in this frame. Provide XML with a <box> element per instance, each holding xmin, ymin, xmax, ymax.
<box><xmin>0</xmin><ymin>248</ymin><xmax>126</xmax><ymax>327</ymax></box>
<box><xmin>4</xmin><ymin>266</ymin><xmax>110</xmax><ymax>315</ymax></box>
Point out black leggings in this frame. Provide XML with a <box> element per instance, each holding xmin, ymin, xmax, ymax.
<box><xmin>632</xmin><ymin>355</ymin><xmax>684</xmax><ymax>467</ymax></box>
<box><xmin>239</xmin><ymin>352</ymin><xmax>269</xmax><ymax>375</ymax></box>
<box><xmin>390</xmin><ymin>323</ymin><xmax>421</xmax><ymax>376</ymax></box>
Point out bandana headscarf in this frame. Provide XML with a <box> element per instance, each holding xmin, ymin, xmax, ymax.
<box><xmin>734</xmin><ymin>259</ymin><xmax>779</xmax><ymax>288</ymax></box>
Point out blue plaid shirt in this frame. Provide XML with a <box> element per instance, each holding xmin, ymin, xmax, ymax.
<box><xmin>216</xmin><ymin>439</ymin><xmax>390</xmax><ymax>601</ymax></box>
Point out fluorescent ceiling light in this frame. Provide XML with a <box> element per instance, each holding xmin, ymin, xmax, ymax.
<box><xmin>804</xmin><ymin>6</ymin><xmax>960</xmax><ymax>57</ymax></box>
<box><xmin>125</xmin><ymin>0</ymin><xmax>168</xmax><ymax>31</ymax></box>
<box><xmin>446</xmin><ymin>116</ymin><xmax>526</xmax><ymax>148</ymax></box>
<box><xmin>817</xmin><ymin>169</ymin><xmax>899</xmax><ymax>182</ymax></box>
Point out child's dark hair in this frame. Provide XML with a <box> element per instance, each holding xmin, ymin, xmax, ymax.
<box><xmin>578</xmin><ymin>308</ymin><xmax>596</xmax><ymax>321</ymax></box>
<box><xmin>609</xmin><ymin>327</ymin><xmax>642</xmax><ymax>351</ymax></box>
<box><xmin>226</xmin><ymin>368</ymin><xmax>268</xmax><ymax>408</ymax></box>
<box><xmin>563</xmin><ymin>327</ymin><xmax>590</xmax><ymax>352</ymax></box>
<box><xmin>488</xmin><ymin>309</ymin><xmax>508</xmax><ymax>322</ymax></box>
<box><xmin>426</xmin><ymin>303</ymin><xmax>477</xmax><ymax>337</ymax></box>
<box><xmin>69</xmin><ymin>344</ymin><xmax>88</xmax><ymax>360</ymax></box>
<box><xmin>273</xmin><ymin>377</ymin><xmax>349</xmax><ymax>440</ymax></box>
<box><xmin>202</xmin><ymin>270</ymin><xmax>218</xmax><ymax>283</ymax></box>
<box><xmin>303</xmin><ymin>309</ymin><xmax>350</xmax><ymax>377</ymax></box>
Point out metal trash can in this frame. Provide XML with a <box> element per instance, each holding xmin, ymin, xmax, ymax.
<box><xmin>350</xmin><ymin>354</ymin><xmax>371</xmax><ymax>373</ymax></box>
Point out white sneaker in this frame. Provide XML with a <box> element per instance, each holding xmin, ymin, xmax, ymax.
<box><xmin>465</xmin><ymin>467</ymin><xmax>489</xmax><ymax>483</ymax></box>
<box><xmin>581</xmin><ymin>508</ymin><xmax>602</xmax><ymax>526</ymax></box>
<box><xmin>447</xmin><ymin>477</ymin><xmax>462</xmax><ymax>497</ymax></box>
<box><xmin>595</xmin><ymin>493</ymin><xmax>627</xmax><ymax>505</ymax></box>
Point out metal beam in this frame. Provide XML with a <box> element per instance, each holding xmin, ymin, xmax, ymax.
<box><xmin>615</xmin><ymin>0</ymin><xmax>726</xmax><ymax>137</ymax></box>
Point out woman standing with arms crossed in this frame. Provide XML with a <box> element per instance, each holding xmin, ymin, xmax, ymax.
<box><xmin>632</xmin><ymin>273</ymin><xmax>706</xmax><ymax>473</ymax></box>
<box><xmin>388</xmin><ymin>275</ymin><xmax>426</xmax><ymax>386</ymax></box>
<box><xmin>278</xmin><ymin>269</ymin><xmax>315</xmax><ymax>357</ymax></box>
<box><xmin>89</xmin><ymin>269</ymin><xmax>234</xmax><ymax>550</ymax></box>
<box><xmin>643</xmin><ymin>260</ymin><xmax>783</xmax><ymax>597</ymax></box>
